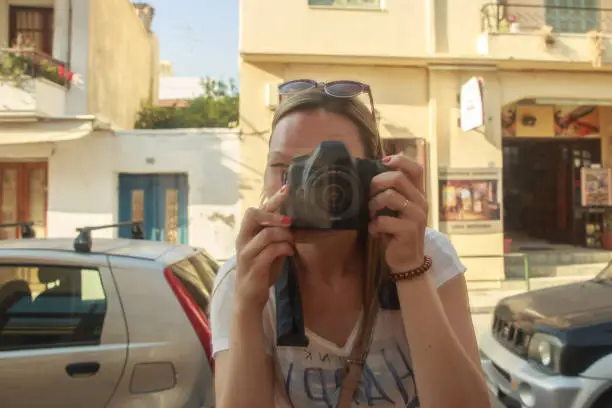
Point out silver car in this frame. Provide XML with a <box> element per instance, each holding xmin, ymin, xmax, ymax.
<box><xmin>0</xmin><ymin>224</ymin><xmax>216</xmax><ymax>408</ymax></box>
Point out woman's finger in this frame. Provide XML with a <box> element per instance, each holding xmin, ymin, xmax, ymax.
<box><xmin>236</xmin><ymin>207</ymin><xmax>291</xmax><ymax>250</ymax></box>
<box><xmin>251</xmin><ymin>242</ymin><xmax>295</xmax><ymax>283</ymax></box>
<box><xmin>370</xmin><ymin>170</ymin><xmax>427</xmax><ymax>211</ymax></box>
<box><xmin>239</xmin><ymin>226</ymin><xmax>294</xmax><ymax>262</ymax></box>
<box><xmin>262</xmin><ymin>184</ymin><xmax>289</xmax><ymax>213</ymax></box>
<box><xmin>368</xmin><ymin>189</ymin><xmax>427</xmax><ymax>221</ymax></box>
<box><xmin>382</xmin><ymin>155</ymin><xmax>425</xmax><ymax>193</ymax></box>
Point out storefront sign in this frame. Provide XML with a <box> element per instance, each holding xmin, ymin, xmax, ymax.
<box><xmin>581</xmin><ymin>167</ymin><xmax>612</xmax><ymax>207</ymax></box>
<box><xmin>438</xmin><ymin>167</ymin><xmax>502</xmax><ymax>235</ymax></box>
<box><xmin>460</xmin><ymin>77</ymin><xmax>485</xmax><ymax>132</ymax></box>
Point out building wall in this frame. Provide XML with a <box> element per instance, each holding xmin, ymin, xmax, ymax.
<box><xmin>240</xmin><ymin>0</ymin><xmax>430</xmax><ymax>57</ymax></box>
<box><xmin>87</xmin><ymin>0</ymin><xmax>157</xmax><ymax>129</ymax></box>
<box><xmin>0</xmin><ymin>129</ymin><xmax>241</xmax><ymax>262</ymax></box>
<box><xmin>0</xmin><ymin>0</ymin><xmax>157</xmax><ymax>128</ymax></box>
<box><xmin>241</xmin><ymin>0</ymin><xmax>612</xmax><ymax>59</ymax></box>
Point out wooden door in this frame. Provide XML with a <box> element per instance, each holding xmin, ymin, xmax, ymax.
<box><xmin>0</xmin><ymin>162</ymin><xmax>47</xmax><ymax>239</ymax></box>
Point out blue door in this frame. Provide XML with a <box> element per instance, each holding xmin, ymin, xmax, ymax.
<box><xmin>118</xmin><ymin>174</ymin><xmax>188</xmax><ymax>244</ymax></box>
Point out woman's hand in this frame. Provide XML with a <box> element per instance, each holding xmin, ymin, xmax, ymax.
<box><xmin>235</xmin><ymin>185</ymin><xmax>294</xmax><ymax>312</ymax></box>
<box><xmin>368</xmin><ymin>154</ymin><xmax>428</xmax><ymax>273</ymax></box>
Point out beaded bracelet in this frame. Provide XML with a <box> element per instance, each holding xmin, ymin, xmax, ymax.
<box><xmin>388</xmin><ymin>256</ymin><xmax>433</xmax><ymax>282</ymax></box>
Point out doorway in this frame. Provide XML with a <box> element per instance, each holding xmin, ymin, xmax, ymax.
<box><xmin>0</xmin><ymin>162</ymin><xmax>47</xmax><ymax>239</ymax></box>
<box><xmin>118</xmin><ymin>174</ymin><xmax>188</xmax><ymax>244</ymax></box>
<box><xmin>503</xmin><ymin>138</ymin><xmax>601</xmax><ymax>246</ymax></box>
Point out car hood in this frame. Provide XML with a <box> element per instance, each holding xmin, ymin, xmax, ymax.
<box><xmin>496</xmin><ymin>280</ymin><xmax>612</xmax><ymax>330</ymax></box>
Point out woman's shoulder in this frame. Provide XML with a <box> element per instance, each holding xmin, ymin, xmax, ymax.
<box><xmin>213</xmin><ymin>256</ymin><xmax>238</xmax><ymax>295</ymax></box>
<box><xmin>424</xmin><ymin>227</ymin><xmax>467</xmax><ymax>288</ymax></box>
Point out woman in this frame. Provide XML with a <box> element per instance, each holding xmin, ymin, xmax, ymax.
<box><xmin>211</xmin><ymin>81</ymin><xmax>489</xmax><ymax>408</ymax></box>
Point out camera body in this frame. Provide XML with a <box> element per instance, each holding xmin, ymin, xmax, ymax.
<box><xmin>281</xmin><ymin>141</ymin><xmax>392</xmax><ymax>229</ymax></box>
<box><xmin>275</xmin><ymin>141</ymin><xmax>399</xmax><ymax>347</ymax></box>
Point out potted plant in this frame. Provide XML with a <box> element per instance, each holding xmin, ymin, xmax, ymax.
<box><xmin>0</xmin><ymin>43</ymin><xmax>81</xmax><ymax>88</ymax></box>
<box><xmin>508</xmin><ymin>15</ymin><xmax>520</xmax><ymax>33</ymax></box>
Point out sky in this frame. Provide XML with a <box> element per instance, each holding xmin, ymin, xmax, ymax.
<box><xmin>146</xmin><ymin>0</ymin><xmax>239</xmax><ymax>80</ymax></box>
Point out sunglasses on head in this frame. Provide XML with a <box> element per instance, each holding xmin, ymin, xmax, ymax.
<box><xmin>278</xmin><ymin>79</ymin><xmax>376</xmax><ymax>122</ymax></box>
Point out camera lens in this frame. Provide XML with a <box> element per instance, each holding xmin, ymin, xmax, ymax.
<box><xmin>308</xmin><ymin>168</ymin><xmax>356</xmax><ymax>219</ymax></box>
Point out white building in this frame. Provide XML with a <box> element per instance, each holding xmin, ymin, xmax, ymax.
<box><xmin>0</xmin><ymin>128</ymin><xmax>241</xmax><ymax>261</ymax></box>
<box><xmin>0</xmin><ymin>0</ymin><xmax>159</xmax><ymax>242</ymax></box>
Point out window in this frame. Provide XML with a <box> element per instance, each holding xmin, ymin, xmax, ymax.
<box><xmin>170</xmin><ymin>252</ymin><xmax>218</xmax><ymax>317</ymax></box>
<box><xmin>308</xmin><ymin>0</ymin><xmax>381</xmax><ymax>9</ymax></box>
<box><xmin>545</xmin><ymin>0</ymin><xmax>599</xmax><ymax>33</ymax></box>
<box><xmin>0</xmin><ymin>265</ymin><xmax>107</xmax><ymax>351</ymax></box>
<box><xmin>8</xmin><ymin>6</ymin><xmax>54</xmax><ymax>55</ymax></box>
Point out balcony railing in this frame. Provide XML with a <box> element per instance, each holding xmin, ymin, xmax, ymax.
<box><xmin>481</xmin><ymin>2</ymin><xmax>612</xmax><ymax>34</ymax></box>
<box><xmin>0</xmin><ymin>48</ymin><xmax>72</xmax><ymax>88</ymax></box>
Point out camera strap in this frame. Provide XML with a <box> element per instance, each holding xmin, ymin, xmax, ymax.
<box><xmin>335</xmin><ymin>296</ymin><xmax>380</xmax><ymax>408</ymax></box>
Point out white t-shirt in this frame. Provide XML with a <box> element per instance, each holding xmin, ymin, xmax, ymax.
<box><xmin>211</xmin><ymin>228</ymin><xmax>466</xmax><ymax>407</ymax></box>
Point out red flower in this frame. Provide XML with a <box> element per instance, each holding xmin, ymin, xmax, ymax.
<box><xmin>67</xmin><ymin>71</ymin><xmax>74</xmax><ymax>82</ymax></box>
<box><xmin>57</xmin><ymin>65</ymin><xmax>65</xmax><ymax>78</ymax></box>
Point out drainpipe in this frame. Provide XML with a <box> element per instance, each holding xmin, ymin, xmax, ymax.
<box><xmin>52</xmin><ymin>0</ymin><xmax>71</xmax><ymax>63</ymax></box>
<box><xmin>425</xmin><ymin>0</ymin><xmax>436</xmax><ymax>55</ymax></box>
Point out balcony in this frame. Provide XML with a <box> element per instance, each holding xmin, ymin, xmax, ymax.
<box><xmin>477</xmin><ymin>2</ymin><xmax>612</xmax><ymax>67</ymax></box>
<box><xmin>0</xmin><ymin>48</ymin><xmax>70</xmax><ymax>117</ymax></box>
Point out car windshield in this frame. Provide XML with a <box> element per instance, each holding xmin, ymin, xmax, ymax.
<box><xmin>594</xmin><ymin>261</ymin><xmax>612</xmax><ymax>282</ymax></box>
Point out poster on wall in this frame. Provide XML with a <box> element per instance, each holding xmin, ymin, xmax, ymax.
<box><xmin>460</xmin><ymin>77</ymin><xmax>485</xmax><ymax>132</ymax></box>
<box><xmin>554</xmin><ymin>105</ymin><xmax>600</xmax><ymax>137</ymax></box>
<box><xmin>502</xmin><ymin>104</ymin><xmax>600</xmax><ymax>138</ymax></box>
<box><xmin>580</xmin><ymin>167</ymin><xmax>612</xmax><ymax>207</ymax></box>
<box><xmin>438</xmin><ymin>167</ymin><xmax>502</xmax><ymax>234</ymax></box>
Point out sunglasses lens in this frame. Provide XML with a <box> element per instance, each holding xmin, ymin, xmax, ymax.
<box><xmin>326</xmin><ymin>81</ymin><xmax>364</xmax><ymax>98</ymax></box>
<box><xmin>279</xmin><ymin>80</ymin><xmax>315</xmax><ymax>95</ymax></box>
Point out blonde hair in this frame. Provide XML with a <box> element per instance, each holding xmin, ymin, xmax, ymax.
<box><xmin>268</xmin><ymin>86</ymin><xmax>388</xmax><ymax>351</ymax></box>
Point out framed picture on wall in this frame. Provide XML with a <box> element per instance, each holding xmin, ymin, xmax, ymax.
<box><xmin>438</xmin><ymin>167</ymin><xmax>503</xmax><ymax>235</ymax></box>
<box><xmin>580</xmin><ymin>167</ymin><xmax>612</xmax><ymax>207</ymax></box>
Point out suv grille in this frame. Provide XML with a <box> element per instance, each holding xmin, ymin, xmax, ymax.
<box><xmin>492</xmin><ymin>315</ymin><xmax>531</xmax><ymax>357</ymax></box>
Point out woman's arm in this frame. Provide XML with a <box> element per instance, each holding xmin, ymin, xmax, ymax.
<box><xmin>397</xmin><ymin>273</ymin><xmax>489</xmax><ymax>408</ymax></box>
<box><xmin>213</xmin><ymin>190</ymin><xmax>293</xmax><ymax>408</ymax></box>
<box><xmin>214</xmin><ymin>303</ymin><xmax>275</xmax><ymax>408</ymax></box>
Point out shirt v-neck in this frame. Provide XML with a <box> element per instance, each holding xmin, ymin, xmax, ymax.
<box><xmin>304</xmin><ymin>309</ymin><xmax>364</xmax><ymax>356</ymax></box>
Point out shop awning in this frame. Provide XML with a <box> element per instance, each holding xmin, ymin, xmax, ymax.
<box><xmin>0</xmin><ymin>115</ymin><xmax>103</xmax><ymax>145</ymax></box>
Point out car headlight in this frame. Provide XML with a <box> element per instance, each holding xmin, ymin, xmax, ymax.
<box><xmin>527</xmin><ymin>333</ymin><xmax>564</xmax><ymax>373</ymax></box>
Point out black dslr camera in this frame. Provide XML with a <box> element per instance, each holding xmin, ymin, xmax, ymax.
<box><xmin>275</xmin><ymin>141</ymin><xmax>397</xmax><ymax>347</ymax></box>
<box><xmin>280</xmin><ymin>141</ymin><xmax>393</xmax><ymax>230</ymax></box>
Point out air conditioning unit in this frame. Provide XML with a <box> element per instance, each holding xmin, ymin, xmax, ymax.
<box><xmin>265</xmin><ymin>82</ymin><xmax>280</xmax><ymax>110</ymax></box>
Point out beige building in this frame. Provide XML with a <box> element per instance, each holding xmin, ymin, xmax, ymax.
<box><xmin>239</xmin><ymin>0</ymin><xmax>612</xmax><ymax>281</ymax></box>
<box><xmin>0</xmin><ymin>0</ymin><xmax>158</xmax><ymax>238</ymax></box>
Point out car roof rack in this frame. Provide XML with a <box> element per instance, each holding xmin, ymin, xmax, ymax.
<box><xmin>0</xmin><ymin>222</ymin><xmax>36</xmax><ymax>239</ymax></box>
<box><xmin>74</xmin><ymin>221</ymin><xmax>144</xmax><ymax>253</ymax></box>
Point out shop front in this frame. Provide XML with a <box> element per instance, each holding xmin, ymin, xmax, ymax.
<box><xmin>500</xmin><ymin>102</ymin><xmax>611</xmax><ymax>250</ymax></box>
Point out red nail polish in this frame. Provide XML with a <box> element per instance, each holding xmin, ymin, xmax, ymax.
<box><xmin>281</xmin><ymin>216</ymin><xmax>292</xmax><ymax>225</ymax></box>
<box><xmin>382</xmin><ymin>156</ymin><xmax>392</xmax><ymax>164</ymax></box>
